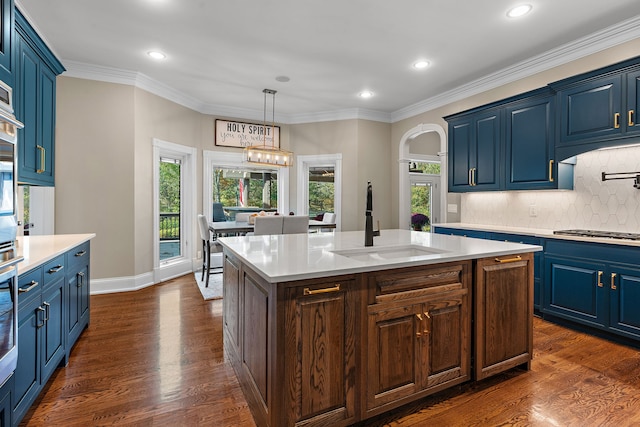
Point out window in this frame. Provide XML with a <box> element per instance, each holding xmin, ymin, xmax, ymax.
<box><xmin>297</xmin><ymin>154</ymin><xmax>341</xmax><ymax>229</ymax></box>
<box><xmin>409</xmin><ymin>161</ymin><xmax>441</xmax><ymax>231</ymax></box>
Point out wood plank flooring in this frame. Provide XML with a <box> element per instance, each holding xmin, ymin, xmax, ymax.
<box><xmin>21</xmin><ymin>274</ymin><xmax>640</xmax><ymax>426</ymax></box>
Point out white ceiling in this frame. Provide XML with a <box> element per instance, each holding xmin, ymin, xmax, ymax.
<box><xmin>15</xmin><ymin>0</ymin><xmax>640</xmax><ymax>123</ymax></box>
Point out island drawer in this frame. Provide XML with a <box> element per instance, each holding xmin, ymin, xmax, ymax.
<box><xmin>43</xmin><ymin>255</ymin><xmax>65</xmax><ymax>289</ymax></box>
<box><xmin>368</xmin><ymin>261</ymin><xmax>472</xmax><ymax>304</ymax></box>
<box><xmin>17</xmin><ymin>267</ymin><xmax>43</xmax><ymax>307</ymax></box>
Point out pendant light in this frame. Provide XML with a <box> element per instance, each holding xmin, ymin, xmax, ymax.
<box><xmin>243</xmin><ymin>89</ymin><xmax>293</xmax><ymax>167</ymax></box>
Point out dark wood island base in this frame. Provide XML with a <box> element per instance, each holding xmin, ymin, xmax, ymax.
<box><xmin>222</xmin><ymin>250</ymin><xmax>534</xmax><ymax>427</ymax></box>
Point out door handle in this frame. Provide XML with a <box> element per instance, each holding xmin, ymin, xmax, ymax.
<box><xmin>549</xmin><ymin>159</ymin><xmax>554</xmax><ymax>182</ymax></box>
<box><xmin>43</xmin><ymin>301</ymin><xmax>50</xmax><ymax>322</ymax></box>
<box><xmin>611</xmin><ymin>272</ymin><xmax>617</xmax><ymax>290</ymax></box>
<box><xmin>614</xmin><ymin>113</ymin><xmax>621</xmax><ymax>129</ymax></box>
<box><xmin>597</xmin><ymin>271</ymin><xmax>603</xmax><ymax>288</ymax></box>
<box><xmin>36</xmin><ymin>306</ymin><xmax>46</xmax><ymax>328</ymax></box>
<box><xmin>629</xmin><ymin>110</ymin><xmax>635</xmax><ymax>127</ymax></box>
<box><xmin>37</xmin><ymin>145</ymin><xmax>46</xmax><ymax>173</ymax></box>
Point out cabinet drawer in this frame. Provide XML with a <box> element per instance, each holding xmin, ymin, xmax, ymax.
<box><xmin>371</xmin><ymin>261</ymin><xmax>471</xmax><ymax>304</ymax></box>
<box><xmin>17</xmin><ymin>267</ymin><xmax>42</xmax><ymax>307</ymax></box>
<box><xmin>43</xmin><ymin>255</ymin><xmax>65</xmax><ymax>288</ymax></box>
<box><xmin>66</xmin><ymin>242</ymin><xmax>90</xmax><ymax>270</ymax></box>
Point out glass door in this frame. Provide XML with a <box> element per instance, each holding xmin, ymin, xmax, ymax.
<box><xmin>409</xmin><ymin>162</ymin><xmax>440</xmax><ymax>231</ymax></box>
<box><xmin>159</xmin><ymin>157</ymin><xmax>182</xmax><ymax>261</ymax></box>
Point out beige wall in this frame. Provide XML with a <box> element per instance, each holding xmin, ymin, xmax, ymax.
<box><xmin>55</xmin><ymin>78</ymin><xmax>136</xmax><ymax>279</ymax></box>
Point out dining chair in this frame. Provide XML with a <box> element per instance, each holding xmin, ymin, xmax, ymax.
<box><xmin>212</xmin><ymin>203</ymin><xmax>227</xmax><ymax>222</ymax></box>
<box><xmin>321</xmin><ymin>212</ymin><xmax>336</xmax><ymax>232</ymax></box>
<box><xmin>282</xmin><ymin>215</ymin><xmax>309</xmax><ymax>234</ymax></box>
<box><xmin>235</xmin><ymin>212</ymin><xmax>252</xmax><ymax>222</ymax></box>
<box><xmin>197</xmin><ymin>214</ymin><xmax>223</xmax><ymax>287</ymax></box>
<box><xmin>253</xmin><ymin>216</ymin><xmax>284</xmax><ymax>235</ymax></box>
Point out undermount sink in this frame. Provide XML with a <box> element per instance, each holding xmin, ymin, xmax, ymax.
<box><xmin>331</xmin><ymin>245</ymin><xmax>449</xmax><ymax>262</ymax></box>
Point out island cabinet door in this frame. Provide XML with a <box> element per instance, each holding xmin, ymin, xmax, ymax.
<box><xmin>282</xmin><ymin>279</ymin><xmax>357</xmax><ymax>427</ymax></box>
<box><xmin>366</xmin><ymin>291</ymin><xmax>469</xmax><ymax>412</ymax></box>
<box><xmin>475</xmin><ymin>253</ymin><xmax>534</xmax><ymax>380</ymax></box>
<box><xmin>223</xmin><ymin>254</ymin><xmax>241</xmax><ymax>351</ymax></box>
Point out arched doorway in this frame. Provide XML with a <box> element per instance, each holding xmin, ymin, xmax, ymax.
<box><xmin>398</xmin><ymin>123</ymin><xmax>447</xmax><ymax>229</ymax></box>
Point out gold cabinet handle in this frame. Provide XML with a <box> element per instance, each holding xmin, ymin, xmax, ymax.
<box><xmin>494</xmin><ymin>255</ymin><xmax>522</xmax><ymax>263</ymax></box>
<box><xmin>614</xmin><ymin>113</ymin><xmax>620</xmax><ymax>129</ymax></box>
<box><xmin>597</xmin><ymin>271</ymin><xmax>603</xmax><ymax>288</ymax></box>
<box><xmin>415</xmin><ymin>313</ymin><xmax>423</xmax><ymax>338</ymax></box>
<box><xmin>37</xmin><ymin>145</ymin><xmax>46</xmax><ymax>173</ymax></box>
<box><xmin>303</xmin><ymin>284</ymin><xmax>340</xmax><ymax>295</ymax></box>
<box><xmin>423</xmin><ymin>311</ymin><xmax>430</xmax><ymax>334</ymax></box>
<box><xmin>629</xmin><ymin>110</ymin><xmax>635</xmax><ymax>127</ymax></box>
<box><xmin>549</xmin><ymin>159</ymin><xmax>554</xmax><ymax>182</ymax></box>
<box><xmin>468</xmin><ymin>168</ymin><xmax>473</xmax><ymax>186</ymax></box>
<box><xmin>611</xmin><ymin>272</ymin><xmax>617</xmax><ymax>290</ymax></box>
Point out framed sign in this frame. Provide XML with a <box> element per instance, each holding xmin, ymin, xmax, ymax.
<box><xmin>215</xmin><ymin>119</ymin><xmax>280</xmax><ymax>149</ymax></box>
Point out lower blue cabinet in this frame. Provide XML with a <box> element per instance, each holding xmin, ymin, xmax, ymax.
<box><xmin>0</xmin><ymin>375</ymin><xmax>12</xmax><ymax>427</ymax></box>
<box><xmin>433</xmin><ymin>227</ymin><xmax>487</xmax><ymax>239</ymax></box>
<box><xmin>544</xmin><ymin>240</ymin><xmax>640</xmax><ymax>342</ymax></box>
<box><xmin>12</xmin><ymin>242</ymin><xmax>91</xmax><ymax>426</ymax></box>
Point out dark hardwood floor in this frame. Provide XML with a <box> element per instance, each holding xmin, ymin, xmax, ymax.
<box><xmin>21</xmin><ymin>274</ymin><xmax>640</xmax><ymax>426</ymax></box>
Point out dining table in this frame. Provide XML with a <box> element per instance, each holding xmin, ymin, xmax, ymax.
<box><xmin>209</xmin><ymin>219</ymin><xmax>335</xmax><ymax>235</ymax></box>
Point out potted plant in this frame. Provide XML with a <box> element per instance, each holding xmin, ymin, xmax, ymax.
<box><xmin>411</xmin><ymin>213</ymin><xmax>430</xmax><ymax>231</ymax></box>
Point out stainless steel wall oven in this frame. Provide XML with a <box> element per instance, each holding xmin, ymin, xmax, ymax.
<box><xmin>0</xmin><ymin>79</ymin><xmax>24</xmax><ymax>387</ymax></box>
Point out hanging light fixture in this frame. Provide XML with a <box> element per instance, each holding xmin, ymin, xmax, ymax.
<box><xmin>243</xmin><ymin>89</ymin><xmax>293</xmax><ymax>167</ymax></box>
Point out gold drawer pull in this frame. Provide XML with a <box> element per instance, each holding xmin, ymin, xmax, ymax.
<box><xmin>597</xmin><ymin>271</ymin><xmax>603</xmax><ymax>288</ymax></box>
<box><xmin>37</xmin><ymin>145</ymin><xmax>46</xmax><ymax>174</ymax></box>
<box><xmin>611</xmin><ymin>272</ymin><xmax>617</xmax><ymax>290</ymax></box>
<box><xmin>549</xmin><ymin>159</ymin><xmax>554</xmax><ymax>182</ymax></box>
<box><xmin>494</xmin><ymin>255</ymin><xmax>522</xmax><ymax>263</ymax></box>
<box><xmin>614</xmin><ymin>113</ymin><xmax>621</xmax><ymax>129</ymax></box>
<box><xmin>629</xmin><ymin>110</ymin><xmax>635</xmax><ymax>127</ymax></box>
<box><xmin>303</xmin><ymin>284</ymin><xmax>340</xmax><ymax>295</ymax></box>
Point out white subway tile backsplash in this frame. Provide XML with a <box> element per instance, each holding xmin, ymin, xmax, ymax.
<box><xmin>461</xmin><ymin>145</ymin><xmax>640</xmax><ymax>232</ymax></box>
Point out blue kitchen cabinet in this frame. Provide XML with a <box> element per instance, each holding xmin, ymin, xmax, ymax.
<box><xmin>433</xmin><ymin>226</ymin><xmax>487</xmax><ymax>239</ymax></box>
<box><xmin>447</xmin><ymin>108</ymin><xmax>501</xmax><ymax>192</ymax></box>
<box><xmin>14</xmin><ymin>10</ymin><xmax>64</xmax><ymax>186</ymax></box>
<box><xmin>66</xmin><ymin>242</ymin><xmax>90</xmax><ymax>359</ymax></box>
<box><xmin>551</xmin><ymin>57</ymin><xmax>640</xmax><ymax>160</ymax></box>
<box><xmin>544</xmin><ymin>239</ymin><xmax>640</xmax><ymax>342</ymax></box>
<box><xmin>0</xmin><ymin>375</ymin><xmax>12</xmax><ymax>427</ymax></box>
<box><xmin>504</xmin><ymin>92</ymin><xmax>572</xmax><ymax>190</ymax></box>
<box><xmin>13</xmin><ymin>255</ymin><xmax>66</xmax><ymax>425</ymax></box>
<box><xmin>0</xmin><ymin>0</ymin><xmax>13</xmax><ymax>84</ymax></box>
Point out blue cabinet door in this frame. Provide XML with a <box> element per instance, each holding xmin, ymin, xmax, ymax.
<box><xmin>505</xmin><ymin>96</ymin><xmax>556</xmax><ymax>190</ymax></box>
<box><xmin>557</xmin><ymin>74</ymin><xmax>624</xmax><ymax>145</ymax></box>
<box><xmin>13</xmin><ymin>296</ymin><xmax>42</xmax><ymax>423</ymax></box>
<box><xmin>626</xmin><ymin>69</ymin><xmax>640</xmax><ymax>136</ymax></box>
<box><xmin>473</xmin><ymin>110</ymin><xmax>501</xmax><ymax>190</ymax></box>
<box><xmin>608</xmin><ymin>264</ymin><xmax>640</xmax><ymax>340</ymax></box>
<box><xmin>67</xmin><ymin>263</ymin><xmax>89</xmax><ymax>354</ymax></box>
<box><xmin>448</xmin><ymin>119</ymin><xmax>473</xmax><ymax>191</ymax></box>
<box><xmin>544</xmin><ymin>255</ymin><xmax>607</xmax><ymax>329</ymax></box>
<box><xmin>41</xmin><ymin>282</ymin><xmax>65</xmax><ymax>383</ymax></box>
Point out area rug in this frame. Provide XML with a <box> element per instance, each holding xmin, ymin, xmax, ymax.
<box><xmin>194</xmin><ymin>270</ymin><xmax>223</xmax><ymax>300</ymax></box>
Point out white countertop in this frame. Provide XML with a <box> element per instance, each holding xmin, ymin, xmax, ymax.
<box><xmin>16</xmin><ymin>234</ymin><xmax>96</xmax><ymax>273</ymax></box>
<box><xmin>218</xmin><ymin>229</ymin><xmax>541</xmax><ymax>283</ymax></box>
<box><xmin>434</xmin><ymin>223</ymin><xmax>640</xmax><ymax>247</ymax></box>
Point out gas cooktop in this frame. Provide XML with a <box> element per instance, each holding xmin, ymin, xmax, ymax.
<box><xmin>553</xmin><ymin>229</ymin><xmax>640</xmax><ymax>240</ymax></box>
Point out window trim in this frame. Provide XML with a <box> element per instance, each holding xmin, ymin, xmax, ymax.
<box><xmin>152</xmin><ymin>138</ymin><xmax>196</xmax><ymax>283</ymax></box>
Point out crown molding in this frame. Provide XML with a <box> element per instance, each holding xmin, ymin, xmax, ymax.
<box><xmin>391</xmin><ymin>14</ymin><xmax>640</xmax><ymax>123</ymax></box>
<box><xmin>61</xmin><ymin>13</ymin><xmax>640</xmax><ymax>125</ymax></box>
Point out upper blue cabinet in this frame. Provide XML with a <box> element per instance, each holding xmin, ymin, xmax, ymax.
<box><xmin>0</xmin><ymin>0</ymin><xmax>14</xmax><ymax>84</ymax></box>
<box><xmin>445</xmin><ymin>88</ymin><xmax>573</xmax><ymax>193</ymax></box>
<box><xmin>550</xmin><ymin>57</ymin><xmax>640</xmax><ymax>160</ymax></box>
<box><xmin>14</xmin><ymin>9</ymin><xmax>65</xmax><ymax>186</ymax></box>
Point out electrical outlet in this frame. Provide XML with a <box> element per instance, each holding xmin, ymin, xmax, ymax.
<box><xmin>447</xmin><ymin>204</ymin><xmax>458</xmax><ymax>213</ymax></box>
<box><xmin>529</xmin><ymin>205</ymin><xmax>538</xmax><ymax>217</ymax></box>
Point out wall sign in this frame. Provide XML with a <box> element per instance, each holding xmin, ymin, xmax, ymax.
<box><xmin>215</xmin><ymin>119</ymin><xmax>280</xmax><ymax>149</ymax></box>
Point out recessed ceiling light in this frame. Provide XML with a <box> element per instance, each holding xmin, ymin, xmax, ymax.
<box><xmin>359</xmin><ymin>91</ymin><xmax>374</xmax><ymax>99</ymax></box>
<box><xmin>275</xmin><ymin>75</ymin><xmax>290</xmax><ymax>82</ymax></box>
<box><xmin>413</xmin><ymin>60</ymin><xmax>430</xmax><ymax>70</ymax></box>
<box><xmin>147</xmin><ymin>50</ymin><xmax>166</xmax><ymax>60</ymax></box>
<box><xmin>506</xmin><ymin>4</ymin><xmax>532</xmax><ymax>18</ymax></box>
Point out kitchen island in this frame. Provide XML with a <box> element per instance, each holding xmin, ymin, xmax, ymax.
<box><xmin>218</xmin><ymin>230</ymin><xmax>541</xmax><ymax>427</ymax></box>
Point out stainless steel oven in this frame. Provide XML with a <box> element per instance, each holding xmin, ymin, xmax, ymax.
<box><xmin>0</xmin><ymin>79</ymin><xmax>24</xmax><ymax>386</ymax></box>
